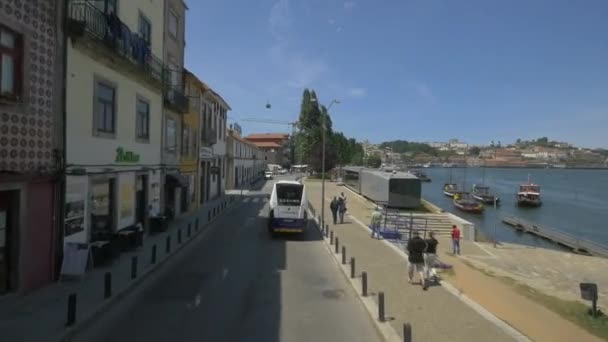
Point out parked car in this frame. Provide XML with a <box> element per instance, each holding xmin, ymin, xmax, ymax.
<box><xmin>265</xmin><ymin>171</ymin><xmax>274</xmax><ymax>180</ymax></box>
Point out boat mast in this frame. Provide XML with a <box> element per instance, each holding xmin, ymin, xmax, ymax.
<box><xmin>463</xmin><ymin>150</ymin><xmax>467</xmax><ymax>191</ymax></box>
<box><xmin>481</xmin><ymin>160</ymin><xmax>486</xmax><ymax>185</ymax></box>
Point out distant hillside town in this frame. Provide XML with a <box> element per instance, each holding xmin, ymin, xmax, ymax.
<box><xmin>365</xmin><ymin>138</ymin><xmax>608</xmax><ymax>168</ymax></box>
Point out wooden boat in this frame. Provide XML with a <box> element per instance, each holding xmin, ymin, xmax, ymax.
<box><xmin>472</xmin><ymin>184</ymin><xmax>500</xmax><ymax>204</ymax></box>
<box><xmin>443</xmin><ymin>183</ymin><xmax>457</xmax><ymax>197</ymax></box>
<box><xmin>453</xmin><ymin>192</ymin><xmax>484</xmax><ymax>213</ymax></box>
<box><xmin>517</xmin><ymin>183</ymin><xmax>542</xmax><ymax>207</ymax></box>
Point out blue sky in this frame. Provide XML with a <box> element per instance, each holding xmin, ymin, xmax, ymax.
<box><xmin>184</xmin><ymin>0</ymin><xmax>608</xmax><ymax>148</ymax></box>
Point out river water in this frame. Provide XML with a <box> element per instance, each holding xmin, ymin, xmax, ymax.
<box><xmin>419</xmin><ymin>167</ymin><xmax>608</xmax><ymax>248</ymax></box>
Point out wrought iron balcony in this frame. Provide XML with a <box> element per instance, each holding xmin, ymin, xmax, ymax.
<box><xmin>164</xmin><ymin>86</ymin><xmax>189</xmax><ymax>114</ymax></box>
<box><xmin>201</xmin><ymin>126</ymin><xmax>217</xmax><ymax>146</ymax></box>
<box><xmin>66</xmin><ymin>1</ymin><xmax>168</xmax><ymax>87</ymax></box>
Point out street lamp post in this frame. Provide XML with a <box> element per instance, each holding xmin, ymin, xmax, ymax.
<box><xmin>311</xmin><ymin>98</ymin><xmax>340</xmax><ymax>230</ymax></box>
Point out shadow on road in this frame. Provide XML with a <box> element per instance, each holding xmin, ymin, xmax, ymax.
<box><xmin>79</xmin><ymin>193</ymin><xmax>287</xmax><ymax>342</ymax></box>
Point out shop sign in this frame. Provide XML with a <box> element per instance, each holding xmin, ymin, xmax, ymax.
<box><xmin>200</xmin><ymin>147</ymin><xmax>213</xmax><ymax>159</ymax></box>
<box><xmin>116</xmin><ymin>147</ymin><xmax>140</xmax><ymax>163</ymax></box>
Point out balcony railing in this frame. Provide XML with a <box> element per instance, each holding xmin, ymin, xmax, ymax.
<box><xmin>164</xmin><ymin>86</ymin><xmax>189</xmax><ymax>113</ymax></box>
<box><xmin>201</xmin><ymin>126</ymin><xmax>217</xmax><ymax>146</ymax></box>
<box><xmin>67</xmin><ymin>1</ymin><xmax>168</xmax><ymax>86</ymax></box>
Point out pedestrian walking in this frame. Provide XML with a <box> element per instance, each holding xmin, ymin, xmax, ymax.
<box><xmin>330</xmin><ymin>197</ymin><xmax>339</xmax><ymax>225</ymax></box>
<box><xmin>407</xmin><ymin>231</ymin><xmax>428</xmax><ymax>289</ymax></box>
<box><xmin>337</xmin><ymin>196</ymin><xmax>347</xmax><ymax>224</ymax></box>
<box><xmin>370</xmin><ymin>206</ymin><xmax>383</xmax><ymax>239</ymax></box>
<box><xmin>451</xmin><ymin>225</ymin><xmax>461</xmax><ymax>255</ymax></box>
<box><xmin>424</xmin><ymin>231</ymin><xmax>439</xmax><ymax>284</ymax></box>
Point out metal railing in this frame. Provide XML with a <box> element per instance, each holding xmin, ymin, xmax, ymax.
<box><xmin>164</xmin><ymin>86</ymin><xmax>189</xmax><ymax>113</ymax></box>
<box><xmin>67</xmin><ymin>1</ymin><xmax>168</xmax><ymax>85</ymax></box>
<box><xmin>201</xmin><ymin>126</ymin><xmax>217</xmax><ymax>146</ymax></box>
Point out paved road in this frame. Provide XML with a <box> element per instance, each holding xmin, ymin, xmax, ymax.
<box><xmin>77</xmin><ymin>176</ymin><xmax>381</xmax><ymax>342</ymax></box>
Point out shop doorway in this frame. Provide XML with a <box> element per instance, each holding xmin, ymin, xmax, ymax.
<box><xmin>90</xmin><ymin>178</ymin><xmax>116</xmax><ymax>242</ymax></box>
<box><xmin>0</xmin><ymin>190</ymin><xmax>19</xmax><ymax>294</ymax></box>
<box><xmin>135</xmin><ymin>175</ymin><xmax>148</xmax><ymax>230</ymax></box>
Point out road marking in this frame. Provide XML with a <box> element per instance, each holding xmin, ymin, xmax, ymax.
<box><xmin>474</xmin><ymin>242</ymin><xmax>498</xmax><ymax>259</ymax></box>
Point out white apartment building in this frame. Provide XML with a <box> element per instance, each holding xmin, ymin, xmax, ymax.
<box><xmin>198</xmin><ymin>90</ymin><xmax>229</xmax><ymax>203</ymax></box>
<box><xmin>64</xmin><ymin>0</ymin><xmax>165</xmax><ymax>243</ymax></box>
<box><xmin>226</xmin><ymin>128</ymin><xmax>266</xmax><ymax>189</ymax></box>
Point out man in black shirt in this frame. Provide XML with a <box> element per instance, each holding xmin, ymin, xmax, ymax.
<box><xmin>406</xmin><ymin>230</ymin><xmax>427</xmax><ymax>289</ymax></box>
<box><xmin>424</xmin><ymin>231</ymin><xmax>439</xmax><ymax>285</ymax></box>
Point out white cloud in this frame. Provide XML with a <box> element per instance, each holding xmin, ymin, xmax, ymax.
<box><xmin>344</xmin><ymin>1</ymin><xmax>357</xmax><ymax>10</ymax></box>
<box><xmin>267</xmin><ymin>0</ymin><xmax>330</xmax><ymax>89</ymax></box>
<box><xmin>348</xmin><ymin>87</ymin><xmax>366</xmax><ymax>98</ymax></box>
<box><xmin>268</xmin><ymin>42</ymin><xmax>328</xmax><ymax>89</ymax></box>
<box><xmin>406</xmin><ymin>82</ymin><xmax>437</xmax><ymax>104</ymax></box>
<box><xmin>269</xmin><ymin>0</ymin><xmax>292</xmax><ymax>41</ymax></box>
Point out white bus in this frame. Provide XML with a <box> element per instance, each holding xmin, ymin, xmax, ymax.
<box><xmin>268</xmin><ymin>180</ymin><xmax>308</xmax><ymax>235</ymax></box>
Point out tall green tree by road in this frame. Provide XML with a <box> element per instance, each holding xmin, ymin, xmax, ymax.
<box><xmin>294</xmin><ymin>89</ymin><xmax>365</xmax><ymax>171</ymax></box>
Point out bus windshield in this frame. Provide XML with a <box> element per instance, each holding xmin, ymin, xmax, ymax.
<box><xmin>276</xmin><ymin>184</ymin><xmax>303</xmax><ymax>206</ymax></box>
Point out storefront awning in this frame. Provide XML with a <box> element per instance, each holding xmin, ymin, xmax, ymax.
<box><xmin>166</xmin><ymin>174</ymin><xmax>189</xmax><ymax>188</ymax></box>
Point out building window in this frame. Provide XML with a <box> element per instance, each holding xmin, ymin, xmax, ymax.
<box><xmin>94</xmin><ymin>81</ymin><xmax>116</xmax><ymax>135</ymax></box>
<box><xmin>136</xmin><ymin>98</ymin><xmax>149</xmax><ymax>140</ymax></box>
<box><xmin>182</xmin><ymin>126</ymin><xmax>190</xmax><ymax>157</ymax></box>
<box><xmin>138</xmin><ymin>14</ymin><xmax>151</xmax><ymax>46</ymax></box>
<box><xmin>166</xmin><ymin>118</ymin><xmax>177</xmax><ymax>153</ymax></box>
<box><xmin>191</xmin><ymin>129</ymin><xmax>197</xmax><ymax>158</ymax></box>
<box><xmin>1</xmin><ymin>26</ymin><xmax>23</xmax><ymax>99</ymax></box>
<box><xmin>219</xmin><ymin>158</ymin><xmax>224</xmax><ymax>179</ymax></box>
<box><xmin>168</xmin><ymin>10</ymin><xmax>179</xmax><ymax>38</ymax></box>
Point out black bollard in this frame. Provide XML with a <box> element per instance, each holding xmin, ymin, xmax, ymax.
<box><xmin>104</xmin><ymin>272</ymin><xmax>112</xmax><ymax>299</ymax></box>
<box><xmin>131</xmin><ymin>256</ymin><xmax>138</xmax><ymax>279</ymax></box>
<box><xmin>342</xmin><ymin>246</ymin><xmax>346</xmax><ymax>264</ymax></box>
<box><xmin>178</xmin><ymin>229</ymin><xmax>182</xmax><ymax>244</ymax></box>
<box><xmin>330</xmin><ymin>231</ymin><xmax>334</xmax><ymax>245</ymax></box>
<box><xmin>66</xmin><ymin>293</ymin><xmax>76</xmax><ymax>326</ymax></box>
<box><xmin>403</xmin><ymin>323</ymin><xmax>412</xmax><ymax>342</ymax></box>
<box><xmin>188</xmin><ymin>223</ymin><xmax>192</xmax><ymax>237</ymax></box>
<box><xmin>335</xmin><ymin>237</ymin><xmax>339</xmax><ymax>254</ymax></box>
<box><xmin>378</xmin><ymin>291</ymin><xmax>385</xmax><ymax>322</ymax></box>
<box><xmin>325</xmin><ymin>224</ymin><xmax>329</xmax><ymax>237</ymax></box>
<box><xmin>362</xmin><ymin>272</ymin><xmax>368</xmax><ymax>296</ymax></box>
<box><xmin>151</xmin><ymin>244</ymin><xmax>157</xmax><ymax>264</ymax></box>
<box><xmin>351</xmin><ymin>257</ymin><xmax>356</xmax><ymax>278</ymax></box>
<box><xmin>166</xmin><ymin>235</ymin><xmax>171</xmax><ymax>253</ymax></box>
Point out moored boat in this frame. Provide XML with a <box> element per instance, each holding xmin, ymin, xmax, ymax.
<box><xmin>472</xmin><ymin>184</ymin><xmax>500</xmax><ymax>204</ymax></box>
<box><xmin>443</xmin><ymin>183</ymin><xmax>457</xmax><ymax>197</ymax></box>
<box><xmin>453</xmin><ymin>192</ymin><xmax>484</xmax><ymax>213</ymax></box>
<box><xmin>410</xmin><ymin>170</ymin><xmax>431</xmax><ymax>182</ymax></box>
<box><xmin>517</xmin><ymin>182</ymin><xmax>542</xmax><ymax>207</ymax></box>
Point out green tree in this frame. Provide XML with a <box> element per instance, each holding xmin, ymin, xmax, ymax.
<box><xmin>468</xmin><ymin>146</ymin><xmax>481</xmax><ymax>156</ymax></box>
<box><xmin>378</xmin><ymin>140</ymin><xmax>437</xmax><ymax>156</ymax></box>
<box><xmin>294</xmin><ymin>89</ymin><xmax>366</xmax><ymax>170</ymax></box>
<box><xmin>367</xmin><ymin>155</ymin><xmax>382</xmax><ymax>168</ymax></box>
<box><xmin>536</xmin><ymin>137</ymin><xmax>549</xmax><ymax>146</ymax></box>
